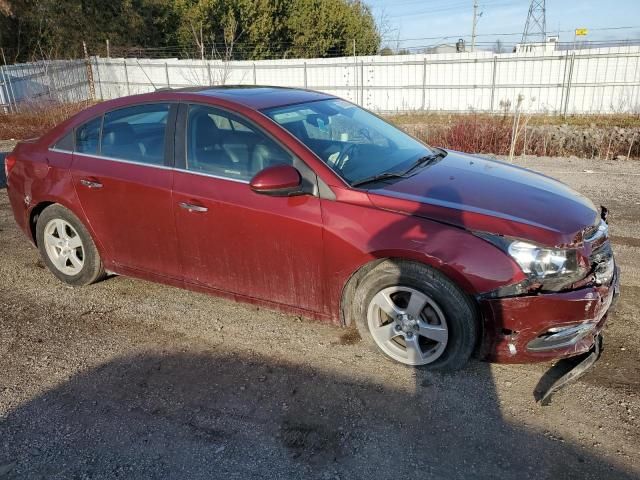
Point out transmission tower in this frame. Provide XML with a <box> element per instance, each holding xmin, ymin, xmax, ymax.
<box><xmin>521</xmin><ymin>0</ymin><xmax>547</xmax><ymax>43</ymax></box>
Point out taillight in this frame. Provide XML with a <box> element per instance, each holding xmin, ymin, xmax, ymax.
<box><xmin>4</xmin><ymin>153</ymin><xmax>16</xmax><ymax>181</ymax></box>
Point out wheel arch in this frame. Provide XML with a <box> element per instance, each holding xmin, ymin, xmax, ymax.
<box><xmin>339</xmin><ymin>252</ymin><xmax>479</xmax><ymax>327</ymax></box>
<box><xmin>340</xmin><ymin>255</ymin><xmax>485</xmax><ymax>359</ymax></box>
<box><xmin>29</xmin><ymin>201</ymin><xmax>57</xmax><ymax>245</ymax></box>
<box><xmin>28</xmin><ymin>199</ymin><xmax>106</xmax><ymax>263</ymax></box>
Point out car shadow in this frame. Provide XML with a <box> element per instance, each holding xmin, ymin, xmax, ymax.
<box><xmin>0</xmin><ymin>349</ymin><xmax>634</xmax><ymax>479</ymax></box>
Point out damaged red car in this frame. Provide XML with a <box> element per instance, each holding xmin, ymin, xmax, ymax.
<box><xmin>5</xmin><ymin>87</ymin><xmax>620</xmax><ymax>370</ymax></box>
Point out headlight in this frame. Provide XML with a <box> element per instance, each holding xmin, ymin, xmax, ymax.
<box><xmin>476</xmin><ymin>233</ymin><xmax>588</xmax><ymax>291</ymax></box>
<box><xmin>507</xmin><ymin>241</ymin><xmax>571</xmax><ymax>277</ymax></box>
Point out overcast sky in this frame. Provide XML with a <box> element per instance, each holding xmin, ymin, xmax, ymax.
<box><xmin>367</xmin><ymin>0</ymin><xmax>640</xmax><ymax>49</ymax></box>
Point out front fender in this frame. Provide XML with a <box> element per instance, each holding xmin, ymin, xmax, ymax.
<box><xmin>321</xmin><ymin>199</ymin><xmax>525</xmax><ymax>322</ymax></box>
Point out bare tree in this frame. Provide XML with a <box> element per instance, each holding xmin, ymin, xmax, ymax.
<box><xmin>183</xmin><ymin>9</ymin><xmax>244</xmax><ymax>87</ymax></box>
<box><xmin>376</xmin><ymin>7</ymin><xmax>397</xmax><ymax>47</ymax></box>
<box><xmin>189</xmin><ymin>21</ymin><xmax>206</xmax><ymax>60</ymax></box>
<box><xmin>209</xmin><ymin>9</ymin><xmax>243</xmax><ymax>85</ymax></box>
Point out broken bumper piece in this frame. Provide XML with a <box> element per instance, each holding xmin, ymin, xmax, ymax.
<box><xmin>535</xmin><ymin>334</ymin><xmax>603</xmax><ymax>405</ymax></box>
<box><xmin>480</xmin><ymin>266</ymin><xmax>620</xmax><ymax>363</ymax></box>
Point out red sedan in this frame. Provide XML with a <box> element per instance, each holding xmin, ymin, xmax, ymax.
<box><xmin>5</xmin><ymin>87</ymin><xmax>619</xmax><ymax>370</ymax></box>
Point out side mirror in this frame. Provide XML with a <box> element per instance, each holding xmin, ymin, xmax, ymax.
<box><xmin>249</xmin><ymin>164</ymin><xmax>303</xmax><ymax>196</ymax></box>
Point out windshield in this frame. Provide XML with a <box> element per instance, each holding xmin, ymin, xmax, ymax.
<box><xmin>263</xmin><ymin>99</ymin><xmax>434</xmax><ymax>185</ymax></box>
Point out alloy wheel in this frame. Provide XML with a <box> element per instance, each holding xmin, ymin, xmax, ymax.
<box><xmin>43</xmin><ymin>218</ymin><xmax>85</xmax><ymax>276</ymax></box>
<box><xmin>367</xmin><ymin>286</ymin><xmax>449</xmax><ymax>365</ymax></box>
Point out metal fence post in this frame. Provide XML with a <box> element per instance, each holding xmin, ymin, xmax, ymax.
<box><xmin>304</xmin><ymin>62</ymin><xmax>307</xmax><ymax>88</ymax></box>
<box><xmin>124</xmin><ymin>59</ymin><xmax>131</xmax><ymax>95</ymax></box>
<box><xmin>94</xmin><ymin>57</ymin><xmax>104</xmax><ymax>100</ymax></box>
<box><xmin>207</xmin><ymin>60</ymin><xmax>213</xmax><ymax>85</ymax></box>
<box><xmin>0</xmin><ymin>65</ymin><xmax>12</xmax><ymax>113</ymax></box>
<box><xmin>490</xmin><ymin>55</ymin><xmax>498</xmax><ymax>112</ymax></box>
<box><xmin>1</xmin><ymin>48</ymin><xmax>18</xmax><ymax>112</ymax></box>
<box><xmin>253</xmin><ymin>63</ymin><xmax>257</xmax><ymax>85</ymax></box>
<box><xmin>352</xmin><ymin>39</ymin><xmax>358</xmax><ymax>105</ymax></box>
<box><xmin>164</xmin><ymin>62</ymin><xmax>170</xmax><ymax>88</ymax></box>
<box><xmin>360</xmin><ymin>60</ymin><xmax>365</xmax><ymax>107</ymax></box>
<box><xmin>563</xmin><ymin>52</ymin><xmax>576</xmax><ymax>117</ymax></box>
<box><xmin>421</xmin><ymin>58</ymin><xmax>427</xmax><ymax>111</ymax></box>
<box><xmin>559</xmin><ymin>51</ymin><xmax>570</xmax><ymax>115</ymax></box>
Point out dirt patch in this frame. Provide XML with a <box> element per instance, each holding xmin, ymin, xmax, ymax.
<box><xmin>336</xmin><ymin>329</ymin><xmax>361</xmax><ymax>345</ymax></box>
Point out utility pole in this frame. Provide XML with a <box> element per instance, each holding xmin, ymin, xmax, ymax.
<box><xmin>471</xmin><ymin>0</ymin><xmax>481</xmax><ymax>52</ymax></box>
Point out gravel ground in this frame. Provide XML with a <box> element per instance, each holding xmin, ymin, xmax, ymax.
<box><xmin>0</xmin><ymin>149</ymin><xmax>639</xmax><ymax>479</ymax></box>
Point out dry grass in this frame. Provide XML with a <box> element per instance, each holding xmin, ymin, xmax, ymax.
<box><xmin>0</xmin><ymin>101</ymin><xmax>96</xmax><ymax>140</ymax></box>
<box><xmin>386</xmin><ymin>112</ymin><xmax>640</xmax><ymax>128</ymax></box>
<box><xmin>1</xmin><ymin>103</ymin><xmax>638</xmax><ymax>159</ymax></box>
<box><xmin>393</xmin><ymin>113</ymin><xmax>640</xmax><ymax>160</ymax></box>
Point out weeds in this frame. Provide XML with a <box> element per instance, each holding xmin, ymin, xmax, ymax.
<box><xmin>1</xmin><ymin>102</ymin><xmax>639</xmax><ymax>159</ymax></box>
<box><xmin>0</xmin><ymin>101</ymin><xmax>95</xmax><ymax>140</ymax></box>
<box><xmin>397</xmin><ymin>113</ymin><xmax>640</xmax><ymax>160</ymax></box>
<box><xmin>387</xmin><ymin>112</ymin><xmax>640</xmax><ymax>128</ymax></box>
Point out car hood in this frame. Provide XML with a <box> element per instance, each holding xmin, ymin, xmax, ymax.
<box><xmin>367</xmin><ymin>150</ymin><xmax>599</xmax><ymax>247</ymax></box>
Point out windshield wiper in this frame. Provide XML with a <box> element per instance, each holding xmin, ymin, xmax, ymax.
<box><xmin>351</xmin><ymin>149</ymin><xmax>446</xmax><ymax>188</ymax></box>
<box><xmin>351</xmin><ymin>171</ymin><xmax>407</xmax><ymax>187</ymax></box>
<box><xmin>402</xmin><ymin>149</ymin><xmax>447</xmax><ymax>176</ymax></box>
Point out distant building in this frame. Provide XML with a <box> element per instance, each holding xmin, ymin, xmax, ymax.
<box><xmin>514</xmin><ymin>36</ymin><xmax>559</xmax><ymax>53</ymax></box>
<box><xmin>425</xmin><ymin>43</ymin><xmax>460</xmax><ymax>54</ymax></box>
<box><xmin>513</xmin><ymin>36</ymin><xmax>559</xmax><ymax>53</ymax></box>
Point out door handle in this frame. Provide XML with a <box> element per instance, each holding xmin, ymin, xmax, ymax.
<box><xmin>178</xmin><ymin>201</ymin><xmax>208</xmax><ymax>213</ymax></box>
<box><xmin>80</xmin><ymin>178</ymin><xmax>103</xmax><ymax>189</ymax></box>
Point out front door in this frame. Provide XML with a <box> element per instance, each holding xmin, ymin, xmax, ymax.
<box><xmin>172</xmin><ymin>103</ymin><xmax>325</xmax><ymax>313</ymax></box>
<box><xmin>71</xmin><ymin>103</ymin><xmax>182</xmax><ymax>279</ymax></box>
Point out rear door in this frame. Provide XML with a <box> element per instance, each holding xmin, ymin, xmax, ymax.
<box><xmin>70</xmin><ymin>103</ymin><xmax>182</xmax><ymax>279</ymax></box>
<box><xmin>172</xmin><ymin>103</ymin><xmax>325</xmax><ymax>313</ymax></box>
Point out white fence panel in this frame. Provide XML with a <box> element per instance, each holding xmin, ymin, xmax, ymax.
<box><xmin>3</xmin><ymin>46</ymin><xmax>640</xmax><ymax>115</ymax></box>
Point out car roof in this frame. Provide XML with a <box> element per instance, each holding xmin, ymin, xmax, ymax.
<box><xmin>167</xmin><ymin>86</ymin><xmax>336</xmax><ymax>110</ymax></box>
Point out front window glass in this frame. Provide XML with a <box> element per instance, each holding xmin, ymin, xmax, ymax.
<box><xmin>186</xmin><ymin>104</ymin><xmax>293</xmax><ymax>181</ymax></box>
<box><xmin>263</xmin><ymin>99</ymin><xmax>434</xmax><ymax>184</ymax></box>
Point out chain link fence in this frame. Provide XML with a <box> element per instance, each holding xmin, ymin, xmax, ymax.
<box><xmin>1</xmin><ymin>59</ymin><xmax>92</xmax><ymax>113</ymax></box>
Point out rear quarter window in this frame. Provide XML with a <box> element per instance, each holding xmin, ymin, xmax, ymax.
<box><xmin>75</xmin><ymin>117</ymin><xmax>102</xmax><ymax>155</ymax></box>
<box><xmin>53</xmin><ymin>131</ymin><xmax>74</xmax><ymax>151</ymax></box>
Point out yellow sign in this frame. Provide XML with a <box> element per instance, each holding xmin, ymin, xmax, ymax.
<box><xmin>575</xmin><ymin>28</ymin><xmax>588</xmax><ymax>36</ymax></box>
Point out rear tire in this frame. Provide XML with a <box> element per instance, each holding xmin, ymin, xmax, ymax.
<box><xmin>36</xmin><ymin>204</ymin><xmax>106</xmax><ymax>287</ymax></box>
<box><xmin>351</xmin><ymin>260</ymin><xmax>477</xmax><ymax>371</ymax></box>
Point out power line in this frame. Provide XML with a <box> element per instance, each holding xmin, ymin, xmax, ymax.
<box><xmin>385</xmin><ymin>25</ymin><xmax>640</xmax><ymax>43</ymax></box>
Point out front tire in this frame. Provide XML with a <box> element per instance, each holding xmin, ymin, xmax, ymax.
<box><xmin>351</xmin><ymin>260</ymin><xmax>478</xmax><ymax>371</ymax></box>
<box><xmin>36</xmin><ymin>204</ymin><xmax>106</xmax><ymax>286</ymax></box>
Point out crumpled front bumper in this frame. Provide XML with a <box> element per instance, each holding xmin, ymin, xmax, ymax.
<box><xmin>479</xmin><ymin>266</ymin><xmax>620</xmax><ymax>363</ymax></box>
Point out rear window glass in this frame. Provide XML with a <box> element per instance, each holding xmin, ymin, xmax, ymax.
<box><xmin>100</xmin><ymin>104</ymin><xmax>170</xmax><ymax>165</ymax></box>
